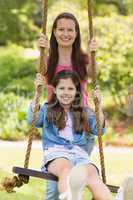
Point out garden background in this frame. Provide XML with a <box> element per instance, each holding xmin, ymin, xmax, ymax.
<box><xmin>0</xmin><ymin>0</ymin><xmax>133</xmax><ymax>199</ymax></box>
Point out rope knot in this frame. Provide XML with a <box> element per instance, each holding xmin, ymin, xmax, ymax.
<box><xmin>1</xmin><ymin>175</ymin><xmax>29</xmax><ymax>193</ymax></box>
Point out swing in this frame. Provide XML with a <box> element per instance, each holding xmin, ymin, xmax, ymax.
<box><xmin>2</xmin><ymin>0</ymin><xmax>119</xmax><ymax>196</ymax></box>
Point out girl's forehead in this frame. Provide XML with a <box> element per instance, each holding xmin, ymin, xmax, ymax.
<box><xmin>57</xmin><ymin>78</ymin><xmax>76</xmax><ymax>86</ymax></box>
<box><xmin>56</xmin><ymin>18</ymin><xmax>76</xmax><ymax>28</ymax></box>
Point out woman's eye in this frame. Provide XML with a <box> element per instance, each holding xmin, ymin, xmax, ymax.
<box><xmin>58</xmin><ymin>28</ymin><xmax>64</xmax><ymax>31</ymax></box>
<box><xmin>68</xmin><ymin>29</ymin><xmax>73</xmax><ymax>32</ymax></box>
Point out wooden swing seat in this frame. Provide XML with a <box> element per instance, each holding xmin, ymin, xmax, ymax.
<box><xmin>13</xmin><ymin>166</ymin><xmax>119</xmax><ymax>193</ymax></box>
<box><xmin>13</xmin><ymin>166</ymin><xmax>58</xmax><ymax>181</ymax></box>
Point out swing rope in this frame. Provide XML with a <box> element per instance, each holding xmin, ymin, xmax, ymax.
<box><xmin>1</xmin><ymin>0</ymin><xmax>48</xmax><ymax>193</ymax></box>
<box><xmin>1</xmin><ymin>0</ymin><xmax>107</xmax><ymax>193</ymax></box>
<box><xmin>87</xmin><ymin>0</ymin><xmax>106</xmax><ymax>184</ymax></box>
<box><xmin>24</xmin><ymin>0</ymin><xmax>48</xmax><ymax>170</ymax></box>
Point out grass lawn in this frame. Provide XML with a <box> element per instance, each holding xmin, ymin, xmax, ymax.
<box><xmin>0</xmin><ymin>141</ymin><xmax>133</xmax><ymax>200</ymax></box>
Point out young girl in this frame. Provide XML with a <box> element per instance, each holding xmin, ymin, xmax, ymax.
<box><xmin>27</xmin><ymin>70</ymin><xmax>133</xmax><ymax>200</ymax></box>
<box><xmin>37</xmin><ymin>12</ymin><xmax>97</xmax><ymax>199</ymax></box>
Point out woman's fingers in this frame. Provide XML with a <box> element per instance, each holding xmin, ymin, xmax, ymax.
<box><xmin>88</xmin><ymin>38</ymin><xmax>97</xmax><ymax>52</ymax></box>
<box><xmin>37</xmin><ymin>33</ymin><xmax>49</xmax><ymax>49</ymax></box>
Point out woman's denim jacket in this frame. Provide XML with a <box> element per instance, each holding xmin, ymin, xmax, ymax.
<box><xmin>27</xmin><ymin>103</ymin><xmax>105</xmax><ymax>152</ymax></box>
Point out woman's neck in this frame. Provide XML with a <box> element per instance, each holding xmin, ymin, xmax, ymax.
<box><xmin>58</xmin><ymin>46</ymin><xmax>72</xmax><ymax>66</ymax></box>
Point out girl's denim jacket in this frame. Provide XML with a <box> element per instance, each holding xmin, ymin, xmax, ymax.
<box><xmin>27</xmin><ymin>103</ymin><xmax>105</xmax><ymax>152</ymax></box>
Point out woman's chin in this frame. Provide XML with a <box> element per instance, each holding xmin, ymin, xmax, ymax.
<box><xmin>59</xmin><ymin>43</ymin><xmax>73</xmax><ymax>48</ymax></box>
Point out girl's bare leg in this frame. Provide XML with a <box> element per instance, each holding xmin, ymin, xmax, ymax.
<box><xmin>48</xmin><ymin>158</ymin><xmax>73</xmax><ymax>193</ymax></box>
<box><xmin>86</xmin><ymin>164</ymin><xmax>114</xmax><ymax>200</ymax></box>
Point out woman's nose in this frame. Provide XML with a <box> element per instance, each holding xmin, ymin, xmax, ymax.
<box><xmin>63</xmin><ymin>30</ymin><xmax>68</xmax><ymax>36</ymax></box>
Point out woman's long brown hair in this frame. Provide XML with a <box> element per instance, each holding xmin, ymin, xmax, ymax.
<box><xmin>46</xmin><ymin>12</ymin><xmax>88</xmax><ymax>84</ymax></box>
<box><xmin>47</xmin><ymin>71</ymin><xmax>90</xmax><ymax>134</ymax></box>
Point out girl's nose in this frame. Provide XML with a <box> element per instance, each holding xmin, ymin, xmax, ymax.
<box><xmin>64</xmin><ymin>89</ymin><xmax>69</xmax><ymax>94</ymax></box>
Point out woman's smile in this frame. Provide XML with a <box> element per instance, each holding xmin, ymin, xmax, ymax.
<box><xmin>54</xmin><ymin>18</ymin><xmax>77</xmax><ymax>47</ymax></box>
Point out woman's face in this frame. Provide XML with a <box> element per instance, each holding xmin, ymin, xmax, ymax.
<box><xmin>54</xmin><ymin>18</ymin><xmax>77</xmax><ymax>48</ymax></box>
<box><xmin>55</xmin><ymin>78</ymin><xmax>77</xmax><ymax>107</ymax></box>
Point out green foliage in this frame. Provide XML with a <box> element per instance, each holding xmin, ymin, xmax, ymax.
<box><xmin>47</xmin><ymin>1</ymin><xmax>132</xmax><ymax>107</ymax></box>
<box><xmin>0</xmin><ymin>1</ymin><xmax>132</xmax><ymax>140</ymax></box>
<box><xmin>48</xmin><ymin>0</ymin><xmax>133</xmax><ymax>16</ymax></box>
<box><xmin>95</xmin><ymin>15</ymin><xmax>133</xmax><ymax>106</ymax></box>
<box><xmin>0</xmin><ymin>0</ymin><xmax>38</xmax><ymax>46</ymax></box>
<box><xmin>0</xmin><ymin>0</ymin><xmax>133</xmax><ymax>46</ymax></box>
<box><xmin>0</xmin><ymin>93</ymin><xmax>29</xmax><ymax>140</ymax></box>
<box><xmin>93</xmin><ymin>0</ymin><xmax>133</xmax><ymax>16</ymax></box>
<box><xmin>0</xmin><ymin>44</ymin><xmax>35</xmax><ymax>96</ymax></box>
<box><xmin>0</xmin><ymin>44</ymin><xmax>45</xmax><ymax>140</ymax></box>
<box><xmin>125</xmin><ymin>0</ymin><xmax>133</xmax><ymax>14</ymax></box>
<box><xmin>0</xmin><ymin>92</ymin><xmax>46</xmax><ymax>140</ymax></box>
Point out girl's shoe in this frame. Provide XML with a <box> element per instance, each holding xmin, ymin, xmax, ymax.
<box><xmin>115</xmin><ymin>177</ymin><xmax>133</xmax><ymax>200</ymax></box>
<box><xmin>67</xmin><ymin>165</ymin><xmax>88</xmax><ymax>200</ymax></box>
<box><xmin>59</xmin><ymin>191</ymin><xmax>68</xmax><ymax>200</ymax></box>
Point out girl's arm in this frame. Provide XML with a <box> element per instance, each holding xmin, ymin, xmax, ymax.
<box><xmin>93</xmin><ymin>86</ymin><xmax>105</xmax><ymax>126</ymax></box>
<box><xmin>27</xmin><ymin>73</ymin><xmax>47</xmax><ymax>127</ymax></box>
<box><xmin>27</xmin><ymin>103</ymin><xmax>47</xmax><ymax>128</ymax></box>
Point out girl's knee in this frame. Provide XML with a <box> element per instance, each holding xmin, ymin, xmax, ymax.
<box><xmin>48</xmin><ymin>158</ymin><xmax>72</xmax><ymax>176</ymax></box>
<box><xmin>87</xmin><ymin>164</ymin><xmax>99</xmax><ymax>177</ymax></box>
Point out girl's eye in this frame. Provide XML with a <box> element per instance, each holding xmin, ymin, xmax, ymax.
<box><xmin>59</xmin><ymin>87</ymin><xmax>64</xmax><ymax>90</ymax></box>
<box><xmin>68</xmin><ymin>87</ymin><xmax>75</xmax><ymax>90</ymax></box>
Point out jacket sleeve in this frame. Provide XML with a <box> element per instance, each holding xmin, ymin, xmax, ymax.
<box><xmin>88</xmin><ymin>109</ymin><xmax>106</xmax><ymax>136</ymax></box>
<box><xmin>27</xmin><ymin>103</ymin><xmax>47</xmax><ymax>128</ymax></box>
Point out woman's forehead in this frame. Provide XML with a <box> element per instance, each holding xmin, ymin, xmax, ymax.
<box><xmin>56</xmin><ymin>18</ymin><xmax>76</xmax><ymax>28</ymax></box>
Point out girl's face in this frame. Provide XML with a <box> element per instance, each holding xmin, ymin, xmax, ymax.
<box><xmin>55</xmin><ymin>78</ymin><xmax>77</xmax><ymax>108</ymax></box>
<box><xmin>54</xmin><ymin>18</ymin><xmax>77</xmax><ymax>48</ymax></box>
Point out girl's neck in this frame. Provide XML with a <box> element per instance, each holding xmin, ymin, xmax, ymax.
<box><xmin>58</xmin><ymin>46</ymin><xmax>72</xmax><ymax>66</ymax></box>
<box><xmin>61</xmin><ymin>103</ymin><xmax>71</xmax><ymax>113</ymax></box>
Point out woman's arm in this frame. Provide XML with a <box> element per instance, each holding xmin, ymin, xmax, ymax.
<box><xmin>87</xmin><ymin>62</ymin><xmax>99</xmax><ymax>78</ymax></box>
<box><xmin>37</xmin><ymin>33</ymin><xmax>49</xmax><ymax>71</ymax></box>
<box><xmin>87</xmin><ymin>38</ymin><xmax>99</xmax><ymax>78</ymax></box>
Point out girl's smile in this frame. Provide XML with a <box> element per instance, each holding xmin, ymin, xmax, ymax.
<box><xmin>55</xmin><ymin>78</ymin><xmax>77</xmax><ymax>108</ymax></box>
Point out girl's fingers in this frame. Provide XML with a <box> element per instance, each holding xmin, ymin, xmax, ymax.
<box><xmin>93</xmin><ymin>85</ymin><xmax>101</xmax><ymax>102</ymax></box>
<box><xmin>94</xmin><ymin>85</ymin><xmax>100</xmax><ymax>90</ymax></box>
<box><xmin>35</xmin><ymin>73</ymin><xmax>46</xmax><ymax>88</ymax></box>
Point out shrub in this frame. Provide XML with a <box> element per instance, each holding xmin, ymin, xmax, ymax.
<box><xmin>0</xmin><ymin>92</ymin><xmax>30</xmax><ymax>140</ymax></box>
<box><xmin>95</xmin><ymin>15</ymin><xmax>133</xmax><ymax>108</ymax></box>
<box><xmin>0</xmin><ymin>0</ymin><xmax>38</xmax><ymax>46</ymax></box>
<box><xmin>0</xmin><ymin>44</ymin><xmax>35</xmax><ymax>96</ymax></box>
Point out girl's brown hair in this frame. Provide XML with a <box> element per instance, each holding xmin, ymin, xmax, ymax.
<box><xmin>47</xmin><ymin>70</ymin><xmax>90</xmax><ymax>134</ymax></box>
<box><xmin>46</xmin><ymin>12</ymin><xmax>89</xmax><ymax>84</ymax></box>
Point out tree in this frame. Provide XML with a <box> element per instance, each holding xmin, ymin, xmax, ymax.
<box><xmin>95</xmin><ymin>15</ymin><xmax>133</xmax><ymax>108</ymax></box>
<box><xmin>0</xmin><ymin>0</ymin><xmax>38</xmax><ymax>46</ymax></box>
